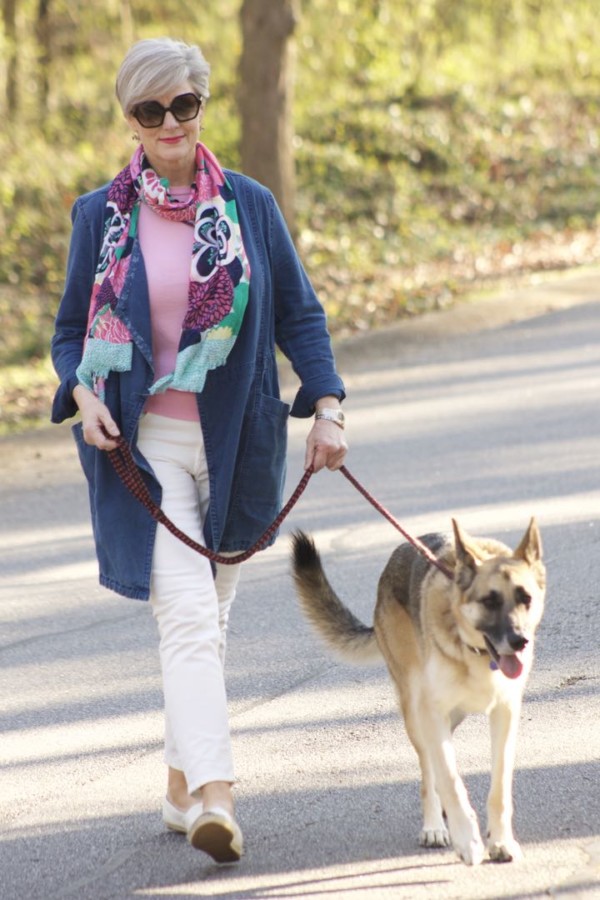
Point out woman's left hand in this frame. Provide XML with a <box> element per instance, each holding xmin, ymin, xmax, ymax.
<box><xmin>305</xmin><ymin>419</ymin><xmax>348</xmax><ymax>472</ymax></box>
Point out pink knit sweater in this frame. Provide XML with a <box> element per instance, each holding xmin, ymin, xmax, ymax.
<box><xmin>139</xmin><ymin>186</ymin><xmax>199</xmax><ymax>421</ymax></box>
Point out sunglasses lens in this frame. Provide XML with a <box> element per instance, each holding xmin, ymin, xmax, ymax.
<box><xmin>132</xmin><ymin>94</ymin><xmax>201</xmax><ymax>127</ymax></box>
<box><xmin>134</xmin><ymin>101</ymin><xmax>164</xmax><ymax>128</ymax></box>
<box><xmin>171</xmin><ymin>94</ymin><xmax>201</xmax><ymax>121</ymax></box>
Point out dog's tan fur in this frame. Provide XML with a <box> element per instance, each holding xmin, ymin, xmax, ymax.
<box><xmin>291</xmin><ymin>519</ymin><xmax>545</xmax><ymax>865</ymax></box>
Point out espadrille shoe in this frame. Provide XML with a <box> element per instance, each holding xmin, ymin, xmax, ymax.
<box><xmin>186</xmin><ymin>805</ymin><xmax>243</xmax><ymax>863</ymax></box>
<box><xmin>162</xmin><ymin>796</ymin><xmax>203</xmax><ymax>834</ymax></box>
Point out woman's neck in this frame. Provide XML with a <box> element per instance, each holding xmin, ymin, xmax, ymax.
<box><xmin>144</xmin><ymin>154</ymin><xmax>196</xmax><ymax>189</ymax></box>
<box><xmin>157</xmin><ymin>165</ymin><xmax>195</xmax><ymax>188</ymax></box>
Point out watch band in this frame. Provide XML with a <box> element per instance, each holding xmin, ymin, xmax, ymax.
<box><xmin>315</xmin><ymin>407</ymin><xmax>345</xmax><ymax>429</ymax></box>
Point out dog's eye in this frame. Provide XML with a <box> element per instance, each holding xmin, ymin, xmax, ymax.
<box><xmin>481</xmin><ymin>590</ymin><xmax>503</xmax><ymax>610</ymax></box>
<box><xmin>514</xmin><ymin>586</ymin><xmax>532</xmax><ymax>607</ymax></box>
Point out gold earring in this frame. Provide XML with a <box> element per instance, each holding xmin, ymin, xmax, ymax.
<box><xmin>131</xmin><ymin>132</ymin><xmax>140</xmax><ymax>142</ymax></box>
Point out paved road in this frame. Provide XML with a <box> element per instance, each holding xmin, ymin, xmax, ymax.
<box><xmin>1</xmin><ymin>270</ymin><xmax>599</xmax><ymax>899</ymax></box>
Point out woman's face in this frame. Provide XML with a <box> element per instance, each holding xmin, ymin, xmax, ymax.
<box><xmin>127</xmin><ymin>80</ymin><xmax>204</xmax><ymax>185</ymax></box>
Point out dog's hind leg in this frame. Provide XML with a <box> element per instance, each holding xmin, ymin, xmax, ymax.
<box><xmin>487</xmin><ymin>701</ymin><xmax>523</xmax><ymax>862</ymax></box>
<box><xmin>401</xmin><ymin>696</ymin><xmax>450</xmax><ymax>849</ymax></box>
<box><xmin>419</xmin><ymin>704</ymin><xmax>485</xmax><ymax>866</ymax></box>
<box><xmin>376</xmin><ymin>604</ymin><xmax>451</xmax><ymax>849</ymax></box>
<box><xmin>375</xmin><ymin>604</ymin><xmax>450</xmax><ymax>848</ymax></box>
<box><xmin>412</xmin><ymin>708</ymin><xmax>466</xmax><ymax>847</ymax></box>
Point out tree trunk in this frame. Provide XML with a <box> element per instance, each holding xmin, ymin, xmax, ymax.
<box><xmin>36</xmin><ymin>0</ymin><xmax>51</xmax><ymax>121</ymax></box>
<box><xmin>120</xmin><ymin>0</ymin><xmax>134</xmax><ymax>51</ymax></box>
<box><xmin>238</xmin><ymin>0</ymin><xmax>298</xmax><ymax>237</ymax></box>
<box><xmin>3</xmin><ymin>0</ymin><xmax>18</xmax><ymax>118</ymax></box>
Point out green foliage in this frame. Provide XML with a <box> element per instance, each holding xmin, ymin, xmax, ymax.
<box><xmin>1</xmin><ymin>0</ymin><xmax>600</xmax><ymax>369</ymax></box>
<box><xmin>292</xmin><ymin>0</ymin><xmax>600</xmax><ymax>331</ymax></box>
<box><xmin>0</xmin><ymin>0</ymin><xmax>241</xmax><ymax>366</ymax></box>
<box><xmin>0</xmin><ymin>355</ymin><xmax>56</xmax><ymax>434</ymax></box>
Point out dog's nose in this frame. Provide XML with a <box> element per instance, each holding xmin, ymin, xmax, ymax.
<box><xmin>509</xmin><ymin>634</ymin><xmax>528</xmax><ymax>652</ymax></box>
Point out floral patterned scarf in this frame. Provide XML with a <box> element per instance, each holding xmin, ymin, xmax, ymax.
<box><xmin>76</xmin><ymin>142</ymin><xmax>250</xmax><ymax>400</ymax></box>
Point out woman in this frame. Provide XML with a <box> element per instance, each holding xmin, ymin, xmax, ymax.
<box><xmin>51</xmin><ymin>38</ymin><xmax>347</xmax><ymax>863</ymax></box>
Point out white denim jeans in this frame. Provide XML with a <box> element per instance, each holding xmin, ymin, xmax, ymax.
<box><xmin>137</xmin><ymin>413</ymin><xmax>241</xmax><ymax>793</ymax></box>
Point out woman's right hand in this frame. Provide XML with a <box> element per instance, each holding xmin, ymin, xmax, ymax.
<box><xmin>72</xmin><ymin>384</ymin><xmax>120</xmax><ymax>450</ymax></box>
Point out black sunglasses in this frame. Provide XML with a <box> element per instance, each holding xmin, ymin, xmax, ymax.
<box><xmin>132</xmin><ymin>92</ymin><xmax>203</xmax><ymax>128</ymax></box>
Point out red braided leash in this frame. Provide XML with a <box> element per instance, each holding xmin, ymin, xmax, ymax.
<box><xmin>106</xmin><ymin>435</ymin><xmax>453</xmax><ymax>578</ymax></box>
<box><xmin>338</xmin><ymin>465</ymin><xmax>453</xmax><ymax>579</ymax></box>
<box><xmin>106</xmin><ymin>435</ymin><xmax>312</xmax><ymax>565</ymax></box>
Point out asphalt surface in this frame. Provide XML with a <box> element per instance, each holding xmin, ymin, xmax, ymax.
<box><xmin>1</xmin><ymin>268</ymin><xmax>599</xmax><ymax>899</ymax></box>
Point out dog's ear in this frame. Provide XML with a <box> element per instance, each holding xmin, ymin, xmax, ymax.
<box><xmin>514</xmin><ymin>517</ymin><xmax>543</xmax><ymax>564</ymax></box>
<box><xmin>452</xmin><ymin>519</ymin><xmax>479</xmax><ymax>591</ymax></box>
<box><xmin>514</xmin><ymin>517</ymin><xmax>546</xmax><ymax>589</ymax></box>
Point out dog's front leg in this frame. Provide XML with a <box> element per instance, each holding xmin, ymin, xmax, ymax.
<box><xmin>487</xmin><ymin>701</ymin><xmax>523</xmax><ymax>862</ymax></box>
<box><xmin>422</xmin><ymin>707</ymin><xmax>485</xmax><ymax>866</ymax></box>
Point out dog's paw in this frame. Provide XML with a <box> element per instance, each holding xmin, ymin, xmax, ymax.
<box><xmin>448</xmin><ymin>812</ymin><xmax>485</xmax><ymax>865</ymax></box>
<box><xmin>451</xmin><ymin>823</ymin><xmax>485</xmax><ymax>866</ymax></box>
<box><xmin>455</xmin><ymin>836</ymin><xmax>485</xmax><ymax>866</ymax></box>
<box><xmin>488</xmin><ymin>838</ymin><xmax>523</xmax><ymax>863</ymax></box>
<box><xmin>419</xmin><ymin>826</ymin><xmax>450</xmax><ymax>848</ymax></box>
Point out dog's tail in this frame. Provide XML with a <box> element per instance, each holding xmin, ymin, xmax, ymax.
<box><xmin>291</xmin><ymin>531</ymin><xmax>381</xmax><ymax>663</ymax></box>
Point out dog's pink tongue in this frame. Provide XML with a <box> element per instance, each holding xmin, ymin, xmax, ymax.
<box><xmin>498</xmin><ymin>654</ymin><xmax>523</xmax><ymax>679</ymax></box>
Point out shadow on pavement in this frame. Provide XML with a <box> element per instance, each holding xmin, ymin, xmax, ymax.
<box><xmin>1</xmin><ymin>759</ymin><xmax>598</xmax><ymax>900</ymax></box>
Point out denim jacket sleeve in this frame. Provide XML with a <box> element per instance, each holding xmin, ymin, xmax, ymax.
<box><xmin>267</xmin><ymin>193</ymin><xmax>345</xmax><ymax>417</ymax></box>
<box><xmin>51</xmin><ymin>187</ymin><xmax>107</xmax><ymax>423</ymax></box>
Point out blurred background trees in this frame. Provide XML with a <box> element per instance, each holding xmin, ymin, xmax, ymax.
<box><xmin>239</xmin><ymin>0</ymin><xmax>298</xmax><ymax>234</ymax></box>
<box><xmin>1</xmin><ymin>0</ymin><xmax>599</xmax><ymax>387</ymax></box>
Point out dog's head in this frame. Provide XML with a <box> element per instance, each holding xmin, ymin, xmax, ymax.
<box><xmin>451</xmin><ymin>518</ymin><xmax>546</xmax><ymax>679</ymax></box>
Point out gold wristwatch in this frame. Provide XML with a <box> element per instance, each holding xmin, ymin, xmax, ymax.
<box><xmin>315</xmin><ymin>407</ymin><xmax>345</xmax><ymax>429</ymax></box>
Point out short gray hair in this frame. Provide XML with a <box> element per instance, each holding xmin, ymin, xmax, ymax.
<box><xmin>116</xmin><ymin>38</ymin><xmax>211</xmax><ymax>114</ymax></box>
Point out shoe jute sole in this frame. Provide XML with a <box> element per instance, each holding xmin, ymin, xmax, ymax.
<box><xmin>187</xmin><ymin>810</ymin><xmax>243</xmax><ymax>863</ymax></box>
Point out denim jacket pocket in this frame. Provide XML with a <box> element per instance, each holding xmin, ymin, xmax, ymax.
<box><xmin>224</xmin><ymin>393</ymin><xmax>290</xmax><ymax>545</ymax></box>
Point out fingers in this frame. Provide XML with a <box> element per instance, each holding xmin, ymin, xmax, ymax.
<box><xmin>83</xmin><ymin>414</ymin><xmax>120</xmax><ymax>451</ymax></box>
<box><xmin>73</xmin><ymin>385</ymin><xmax>120</xmax><ymax>450</ymax></box>
<box><xmin>97</xmin><ymin>409</ymin><xmax>120</xmax><ymax>442</ymax></box>
<box><xmin>305</xmin><ymin>420</ymin><xmax>348</xmax><ymax>473</ymax></box>
<box><xmin>313</xmin><ymin>443</ymin><xmax>348</xmax><ymax>472</ymax></box>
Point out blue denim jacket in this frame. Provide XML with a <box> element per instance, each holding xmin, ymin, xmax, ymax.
<box><xmin>51</xmin><ymin>170</ymin><xmax>345</xmax><ymax>599</ymax></box>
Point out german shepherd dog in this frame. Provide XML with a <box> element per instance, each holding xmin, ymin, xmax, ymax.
<box><xmin>291</xmin><ymin>519</ymin><xmax>545</xmax><ymax>866</ymax></box>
